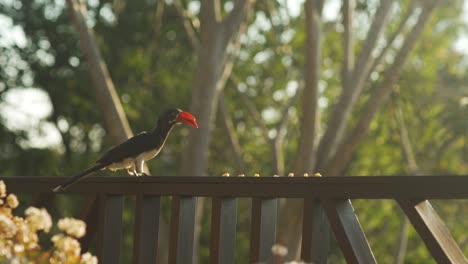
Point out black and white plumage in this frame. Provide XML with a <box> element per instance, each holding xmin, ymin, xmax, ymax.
<box><xmin>53</xmin><ymin>108</ymin><xmax>198</xmax><ymax>192</ymax></box>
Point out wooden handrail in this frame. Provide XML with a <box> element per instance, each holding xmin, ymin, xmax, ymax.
<box><xmin>4</xmin><ymin>175</ymin><xmax>468</xmax><ymax>198</ymax></box>
<box><xmin>2</xmin><ymin>175</ymin><xmax>468</xmax><ymax>264</ymax></box>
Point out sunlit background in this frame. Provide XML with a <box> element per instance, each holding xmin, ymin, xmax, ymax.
<box><xmin>2</xmin><ymin>0</ymin><xmax>466</xmax><ymax>149</ymax></box>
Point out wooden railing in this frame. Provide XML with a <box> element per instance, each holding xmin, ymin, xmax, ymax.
<box><xmin>4</xmin><ymin>175</ymin><xmax>468</xmax><ymax>264</ymax></box>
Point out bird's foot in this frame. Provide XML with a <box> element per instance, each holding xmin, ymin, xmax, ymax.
<box><xmin>141</xmin><ymin>172</ymin><xmax>151</xmax><ymax>177</ymax></box>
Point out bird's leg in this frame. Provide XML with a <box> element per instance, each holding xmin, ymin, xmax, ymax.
<box><xmin>127</xmin><ymin>165</ymin><xmax>137</xmax><ymax>176</ymax></box>
<box><xmin>135</xmin><ymin>159</ymin><xmax>151</xmax><ymax>176</ymax></box>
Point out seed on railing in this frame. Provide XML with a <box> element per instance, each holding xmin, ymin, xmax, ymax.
<box><xmin>222</xmin><ymin>173</ymin><xmax>230</xmax><ymax>177</ymax></box>
<box><xmin>288</xmin><ymin>173</ymin><xmax>294</xmax><ymax>177</ymax></box>
<box><xmin>314</xmin><ymin>173</ymin><xmax>322</xmax><ymax>177</ymax></box>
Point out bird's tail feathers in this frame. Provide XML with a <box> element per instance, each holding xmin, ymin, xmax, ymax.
<box><xmin>53</xmin><ymin>163</ymin><xmax>105</xmax><ymax>192</ymax></box>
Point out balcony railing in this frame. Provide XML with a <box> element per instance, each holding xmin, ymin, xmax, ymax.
<box><xmin>4</xmin><ymin>175</ymin><xmax>468</xmax><ymax>264</ymax></box>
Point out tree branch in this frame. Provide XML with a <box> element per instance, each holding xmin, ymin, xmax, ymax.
<box><xmin>234</xmin><ymin>75</ymin><xmax>300</xmax><ymax>175</ymax></box>
<box><xmin>201</xmin><ymin>0</ymin><xmax>221</xmax><ymax>24</ymax></box>
<box><xmin>218</xmin><ymin>93</ymin><xmax>245</xmax><ymax>173</ymax></box>
<box><xmin>274</xmin><ymin>89</ymin><xmax>300</xmax><ymax>176</ymax></box>
<box><xmin>237</xmin><ymin>89</ymin><xmax>270</xmax><ymax>139</ymax></box>
<box><xmin>152</xmin><ymin>0</ymin><xmax>165</xmax><ymax>42</ymax></box>
<box><xmin>341</xmin><ymin>0</ymin><xmax>355</xmax><ymax>89</ymax></box>
<box><xmin>435</xmin><ymin>135</ymin><xmax>460</xmax><ymax>165</ymax></box>
<box><xmin>277</xmin><ymin>89</ymin><xmax>300</xmax><ymax>136</ymax></box>
<box><xmin>174</xmin><ymin>0</ymin><xmax>200</xmax><ymax>51</ymax></box>
<box><xmin>393</xmin><ymin>99</ymin><xmax>419</xmax><ymax>174</ymax></box>
<box><xmin>66</xmin><ymin>0</ymin><xmax>133</xmax><ymax>144</ymax></box>
<box><xmin>323</xmin><ymin>2</ymin><xmax>438</xmax><ymax>175</ymax></box>
<box><xmin>368</xmin><ymin>0</ymin><xmax>416</xmax><ymax>77</ymax></box>
<box><xmin>223</xmin><ymin>0</ymin><xmax>253</xmax><ymax>40</ymax></box>
<box><xmin>316</xmin><ymin>0</ymin><xmax>394</xmax><ymax>170</ymax></box>
<box><xmin>391</xmin><ymin>95</ymin><xmax>420</xmax><ymax>264</ymax></box>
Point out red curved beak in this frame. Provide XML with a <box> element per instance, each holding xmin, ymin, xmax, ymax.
<box><xmin>177</xmin><ymin>111</ymin><xmax>198</xmax><ymax>128</ymax></box>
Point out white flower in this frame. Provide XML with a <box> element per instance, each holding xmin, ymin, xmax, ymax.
<box><xmin>6</xmin><ymin>194</ymin><xmax>19</xmax><ymax>209</ymax></box>
<box><xmin>13</xmin><ymin>244</ymin><xmax>24</xmax><ymax>254</ymax></box>
<box><xmin>0</xmin><ymin>214</ymin><xmax>18</xmax><ymax>238</ymax></box>
<box><xmin>0</xmin><ymin>239</ymin><xmax>13</xmax><ymax>258</ymax></box>
<box><xmin>25</xmin><ymin>207</ymin><xmax>52</xmax><ymax>233</ymax></box>
<box><xmin>13</xmin><ymin>216</ymin><xmax>38</xmax><ymax>247</ymax></box>
<box><xmin>271</xmin><ymin>243</ymin><xmax>288</xmax><ymax>257</ymax></box>
<box><xmin>0</xmin><ymin>180</ymin><xmax>6</xmax><ymax>198</ymax></box>
<box><xmin>51</xmin><ymin>234</ymin><xmax>81</xmax><ymax>257</ymax></box>
<box><xmin>80</xmin><ymin>252</ymin><xmax>98</xmax><ymax>264</ymax></box>
<box><xmin>58</xmin><ymin>218</ymin><xmax>86</xmax><ymax>238</ymax></box>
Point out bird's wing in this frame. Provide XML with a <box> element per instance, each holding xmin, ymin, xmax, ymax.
<box><xmin>97</xmin><ymin>132</ymin><xmax>153</xmax><ymax>164</ymax></box>
<box><xmin>53</xmin><ymin>132</ymin><xmax>152</xmax><ymax>192</ymax></box>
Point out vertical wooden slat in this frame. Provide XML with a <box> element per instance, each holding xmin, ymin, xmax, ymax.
<box><xmin>322</xmin><ymin>198</ymin><xmax>376</xmax><ymax>264</ymax></box>
<box><xmin>210</xmin><ymin>197</ymin><xmax>238</xmax><ymax>264</ymax></box>
<box><xmin>79</xmin><ymin>195</ymin><xmax>99</xmax><ymax>251</ymax></box>
<box><xmin>96</xmin><ymin>194</ymin><xmax>124</xmax><ymax>264</ymax></box>
<box><xmin>301</xmin><ymin>197</ymin><xmax>331</xmax><ymax>263</ymax></box>
<box><xmin>133</xmin><ymin>194</ymin><xmax>161</xmax><ymax>264</ymax></box>
<box><xmin>249</xmin><ymin>198</ymin><xmax>278</xmax><ymax>263</ymax></box>
<box><xmin>398</xmin><ymin>199</ymin><xmax>468</xmax><ymax>263</ymax></box>
<box><xmin>169</xmin><ymin>196</ymin><xmax>197</xmax><ymax>264</ymax></box>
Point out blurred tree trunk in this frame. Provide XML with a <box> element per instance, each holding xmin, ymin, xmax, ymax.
<box><xmin>177</xmin><ymin>2</ymin><xmax>254</xmax><ymax>263</ymax></box>
<box><xmin>293</xmin><ymin>0</ymin><xmax>323</xmax><ymax>176</ymax></box>
<box><xmin>180</xmin><ymin>0</ymin><xmax>254</xmax><ymax>176</ymax></box>
<box><xmin>280</xmin><ymin>0</ymin><xmax>439</xmax><ymax>261</ymax></box>
<box><xmin>392</xmin><ymin>97</ymin><xmax>419</xmax><ymax>264</ymax></box>
<box><xmin>277</xmin><ymin>0</ymin><xmax>323</xmax><ymax>259</ymax></box>
<box><xmin>66</xmin><ymin>0</ymin><xmax>133</xmax><ymax>143</ymax></box>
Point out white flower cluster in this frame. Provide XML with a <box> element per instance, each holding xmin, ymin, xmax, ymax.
<box><xmin>0</xmin><ymin>180</ymin><xmax>98</xmax><ymax>264</ymax></box>
<box><xmin>25</xmin><ymin>207</ymin><xmax>52</xmax><ymax>233</ymax></box>
<box><xmin>58</xmin><ymin>218</ymin><xmax>86</xmax><ymax>238</ymax></box>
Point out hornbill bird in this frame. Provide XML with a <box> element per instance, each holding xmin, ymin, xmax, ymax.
<box><xmin>53</xmin><ymin>108</ymin><xmax>198</xmax><ymax>192</ymax></box>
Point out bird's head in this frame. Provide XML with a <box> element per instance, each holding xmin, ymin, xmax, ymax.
<box><xmin>159</xmin><ymin>108</ymin><xmax>198</xmax><ymax>128</ymax></box>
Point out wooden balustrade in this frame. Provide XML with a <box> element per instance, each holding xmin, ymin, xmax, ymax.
<box><xmin>3</xmin><ymin>175</ymin><xmax>468</xmax><ymax>264</ymax></box>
